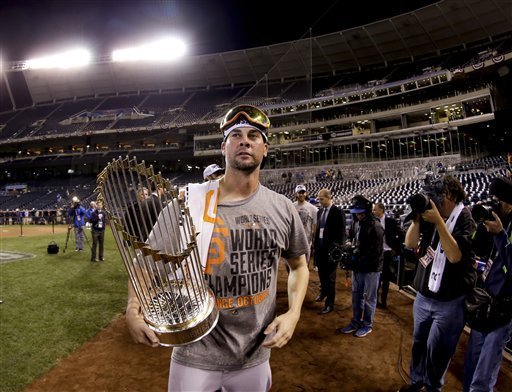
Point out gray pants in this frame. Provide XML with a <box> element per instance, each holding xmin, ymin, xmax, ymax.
<box><xmin>168</xmin><ymin>360</ymin><xmax>271</xmax><ymax>392</ymax></box>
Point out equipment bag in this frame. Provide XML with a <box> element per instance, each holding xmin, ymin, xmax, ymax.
<box><xmin>47</xmin><ymin>241</ymin><xmax>59</xmax><ymax>254</ymax></box>
<box><xmin>465</xmin><ymin>286</ymin><xmax>512</xmax><ymax>333</ymax></box>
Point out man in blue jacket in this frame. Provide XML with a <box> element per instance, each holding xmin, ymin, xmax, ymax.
<box><xmin>464</xmin><ymin>176</ymin><xmax>512</xmax><ymax>391</ymax></box>
<box><xmin>68</xmin><ymin>196</ymin><xmax>87</xmax><ymax>251</ymax></box>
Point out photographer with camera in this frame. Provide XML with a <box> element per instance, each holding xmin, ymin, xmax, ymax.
<box><xmin>464</xmin><ymin>176</ymin><xmax>512</xmax><ymax>392</ymax></box>
<box><xmin>313</xmin><ymin>188</ymin><xmax>346</xmax><ymax>314</ymax></box>
<box><xmin>338</xmin><ymin>195</ymin><xmax>384</xmax><ymax>338</ymax></box>
<box><xmin>67</xmin><ymin>196</ymin><xmax>87</xmax><ymax>252</ymax></box>
<box><xmin>398</xmin><ymin>175</ymin><xmax>476</xmax><ymax>392</ymax></box>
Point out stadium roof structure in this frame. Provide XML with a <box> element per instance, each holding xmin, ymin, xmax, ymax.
<box><xmin>4</xmin><ymin>0</ymin><xmax>512</xmax><ymax>106</ymax></box>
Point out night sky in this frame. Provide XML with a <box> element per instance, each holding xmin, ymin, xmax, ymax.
<box><xmin>0</xmin><ymin>0</ymin><xmax>440</xmax><ymax>62</ymax></box>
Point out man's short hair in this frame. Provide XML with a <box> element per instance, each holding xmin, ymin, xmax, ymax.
<box><xmin>374</xmin><ymin>202</ymin><xmax>385</xmax><ymax>212</ymax></box>
<box><xmin>318</xmin><ymin>188</ymin><xmax>332</xmax><ymax>199</ymax></box>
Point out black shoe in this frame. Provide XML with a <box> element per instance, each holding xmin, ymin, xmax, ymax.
<box><xmin>397</xmin><ymin>383</ymin><xmax>425</xmax><ymax>392</ymax></box>
<box><xmin>318</xmin><ymin>305</ymin><xmax>333</xmax><ymax>314</ymax></box>
<box><xmin>314</xmin><ymin>294</ymin><xmax>326</xmax><ymax>302</ymax></box>
<box><xmin>100</xmin><ymin>258</ymin><xmax>104</xmax><ymax>261</ymax></box>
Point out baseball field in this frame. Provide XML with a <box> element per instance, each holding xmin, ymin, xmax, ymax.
<box><xmin>1</xmin><ymin>224</ymin><xmax>511</xmax><ymax>392</ymax></box>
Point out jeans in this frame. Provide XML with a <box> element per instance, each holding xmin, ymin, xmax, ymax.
<box><xmin>350</xmin><ymin>271</ymin><xmax>380</xmax><ymax>329</ymax></box>
<box><xmin>74</xmin><ymin>226</ymin><xmax>85</xmax><ymax>250</ymax></box>
<box><xmin>463</xmin><ymin>320</ymin><xmax>512</xmax><ymax>392</ymax></box>
<box><xmin>409</xmin><ymin>292</ymin><xmax>466</xmax><ymax>391</ymax></box>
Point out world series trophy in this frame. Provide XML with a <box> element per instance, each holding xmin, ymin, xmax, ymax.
<box><xmin>96</xmin><ymin>156</ymin><xmax>218</xmax><ymax>346</ymax></box>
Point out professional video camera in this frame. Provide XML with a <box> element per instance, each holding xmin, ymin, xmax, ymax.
<box><xmin>328</xmin><ymin>243</ymin><xmax>359</xmax><ymax>270</ymax></box>
<box><xmin>407</xmin><ymin>175</ymin><xmax>444</xmax><ymax>215</ymax></box>
<box><xmin>471</xmin><ymin>200</ymin><xmax>500</xmax><ymax>224</ymax></box>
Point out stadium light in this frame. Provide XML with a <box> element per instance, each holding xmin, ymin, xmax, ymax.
<box><xmin>25</xmin><ymin>49</ymin><xmax>91</xmax><ymax>70</ymax></box>
<box><xmin>112</xmin><ymin>38</ymin><xmax>186</xmax><ymax>63</ymax></box>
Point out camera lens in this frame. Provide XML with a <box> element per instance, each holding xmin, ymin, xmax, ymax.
<box><xmin>330</xmin><ymin>248</ymin><xmax>342</xmax><ymax>261</ymax></box>
<box><xmin>407</xmin><ymin>193</ymin><xmax>430</xmax><ymax>214</ymax></box>
<box><xmin>471</xmin><ymin>204</ymin><xmax>494</xmax><ymax>223</ymax></box>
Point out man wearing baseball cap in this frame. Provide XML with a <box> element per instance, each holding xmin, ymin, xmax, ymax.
<box><xmin>338</xmin><ymin>195</ymin><xmax>383</xmax><ymax>338</ymax></box>
<box><xmin>203</xmin><ymin>164</ymin><xmax>224</xmax><ymax>181</ymax></box>
<box><xmin>293</xmin><ymin>185</ymin><xmax>317</xmax><ymax>267</ymax></box>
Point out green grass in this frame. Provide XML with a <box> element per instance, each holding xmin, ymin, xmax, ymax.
<box><xmin>0</xmin><ymin>228</ymin><xmax>127</xmax><ymax>392</ymax></box>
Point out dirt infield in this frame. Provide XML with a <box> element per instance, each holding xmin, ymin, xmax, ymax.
<box><xmin>0</xmin><ymin>224</ymin><xmax>69</xmax><ymax>239</ymax></box>
<box><xmin>22</xmin><ymin>263</ymin><xmax>512</xmax><ymax>392</ymax></box>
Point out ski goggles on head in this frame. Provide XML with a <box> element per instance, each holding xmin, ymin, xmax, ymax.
<box><xmin>220</xmin><ymin>105</ymin><xmax>270</xmax><ymax>142</ymax></box>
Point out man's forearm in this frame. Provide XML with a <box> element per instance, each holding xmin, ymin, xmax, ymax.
<box><xmin>287</xmin><ymin>256</ymin><xmax>309</xmax><ymax>317</ymax></box>
<box><xmin>127</xmin><ymin>280</ymin><xmax>141</xmax><ymax>313</ymax></box>
<box><xmin>435</xmin><ymin>221</ymin><xmax>462</xmax><ymax>263</ymax></box>
<box><xmin>405</xmin><ymin>221</ymin><xmax>420</xmax><ymax>249</ymax></box>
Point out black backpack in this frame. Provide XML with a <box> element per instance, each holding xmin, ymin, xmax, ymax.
<box><xmin>47</xmin><ymin>241</ymin><xmax>59</xmax><ymax>254</ymax></box>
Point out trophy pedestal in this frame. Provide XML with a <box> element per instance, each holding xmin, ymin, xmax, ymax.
<box><xmin>147</xmin><ymin>289</ymin><xmax>219</xmax><ymax>347</ymax></box>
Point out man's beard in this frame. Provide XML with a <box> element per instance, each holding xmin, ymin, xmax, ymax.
<box><xmin>228</xmin><ymin>154</ymin><xmax>261</xmax><ymax>173</ymax></box>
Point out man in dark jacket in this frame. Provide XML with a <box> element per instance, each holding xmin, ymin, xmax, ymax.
<box><xmin>338</xmin><ymin>195</ymin><xmax>383</xmax><ymax>337</ymax></box>
<box><xmin>464</xmin><ymin>176</ymin><xmax>512</xmax><ymax>391</ymax></box>
<box><xmin>398</xmin><ymin>175</ymin><xmax>476</xmax><ymax>392</ymax></box>
<box><xmin>313</xmin><ymin>188</ymin><xmax>346</xmax><ymax>314</ymax></box>
<box><xmin>139</xmin><ymin>184</ymin><xmax>164</xmax><ymax>239</ymax></box>
<box><xmin>373</xmin><ymin>202</ymin><xmax>405</xmax><ymax>308</ymax></box>
<box><xmin>125</xmin><ymin>185</ymin><xmax>163</xmax><ymax>243</ymax></box>
<box><xmin>89</xmin><ymin>200</ymin><xmax>106</xmax><ymax>262</ymax></box>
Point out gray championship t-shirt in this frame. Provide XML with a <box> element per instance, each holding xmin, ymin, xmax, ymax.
<box><xmin>293</xmin><ymin>201</ymin><xmax>318</xmax><ymax>245</ymax></box>
<box><xmin>172</xmin><ymin>184</ymin><xmax>309</xmax><ymax>371</ymax></box>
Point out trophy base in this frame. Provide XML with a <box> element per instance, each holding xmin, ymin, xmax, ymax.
<box><xmin>148</xmin><ymin>289</ymin><xmax>219</xmax><ymax>347</ymax></box>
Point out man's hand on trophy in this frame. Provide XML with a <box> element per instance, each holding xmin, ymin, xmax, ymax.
<box><xmin>125</xmin><ymin>306</ymin><xmax>160</xmax><ymax>347</ymax></box>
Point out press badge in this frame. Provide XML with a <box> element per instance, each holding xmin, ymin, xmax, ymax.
<box><xmin>419</xmin><ymin>246</ymin><xmax>435</xmax><ymax>268</ymax></box>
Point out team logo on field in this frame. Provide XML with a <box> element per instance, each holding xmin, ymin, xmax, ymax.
<box><xmin>0</xmin><ymin>251</ymin><xmax>35</xmax><ymax>264</ymax></box>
